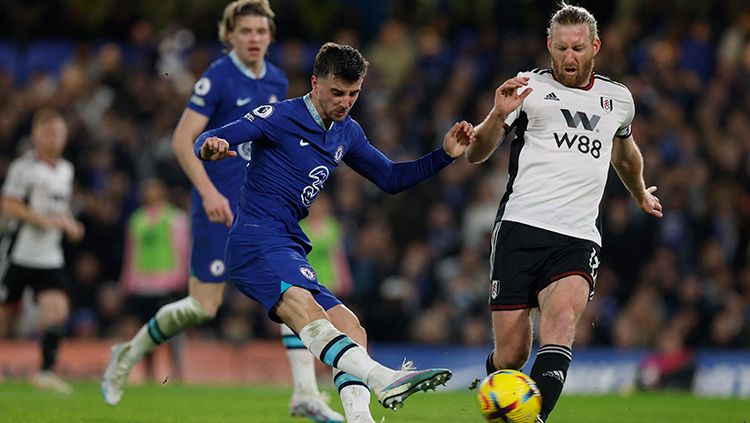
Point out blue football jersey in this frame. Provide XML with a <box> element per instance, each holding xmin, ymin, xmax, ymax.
<box><xmin>186</xmin><ymin>51</ymin><xmax>288</xmax><ymax>217</ymax></box>
<box><xmin>195</xmin><ymin>94</ymin><xmax>455</xmax><ymax>252</ymax></box>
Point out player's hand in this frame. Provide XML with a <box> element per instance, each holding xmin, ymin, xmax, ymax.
<box><xmin>443</xmin><ymin>121</ymin><xmax>475</xmax><ymax>158</ymax></box>
<box><xmin>492</xmin><ymin>76</ymin><xmax>533</xmax><ymax>119</ymax></box>
<box><xmin>200</xmin><ymin>136</ymin><xmax>237</xmax><ymax>161</ymax></box>
<box><xmin>202</xmin><ymin>189</ymin><xmax>234</xmax><ymax>227</ymax></box>
<box><xmin>62</xmin><ymin>216</ymin><xmax>85</xmax><ymax>242</ymax></box>
<box><xmin>634</xmin><ymin>186</ymin><xmax>663</xmax><ymax>218</ymax></box>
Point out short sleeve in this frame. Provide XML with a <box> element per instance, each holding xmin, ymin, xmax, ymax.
<box><xmin>615</xmin><ymin>88</ymin><xmax>636</xmax><ymax>139</ymax></box>
<box><xmin>187</xmin><ymin>67</ymin><xmax>221</xmax><ymax>118</ymax></box>
<box><xmin>2</xmin><ymin>159</ymin><xmax>31</xmax><ymax>200</ymax></box>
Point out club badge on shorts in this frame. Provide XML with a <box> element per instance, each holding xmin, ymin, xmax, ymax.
<box><xmin>210</xmin><ymin>260</ymin><xmax>226</xmax><ymax>277</ymax></box>
<box><xmin>299</xmin><ymin>266</ymin><xmax>316</xmax><ymax>281</ymax></box>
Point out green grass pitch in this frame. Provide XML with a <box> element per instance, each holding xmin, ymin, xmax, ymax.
<box><xmin>0</xmin><ymin>382</ymin><xmax>747</xmax><ymax>422</ymax></box>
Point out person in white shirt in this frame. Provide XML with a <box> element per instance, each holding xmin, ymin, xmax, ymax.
<box><xmin>466</xmin><ymin>3</ymin><xmax>662</xmax><ymax>422</ymax></box>
<box><xmin>0</xmin><ymin>108</ymin><xmax>84</xmax><ymax>393</ymax></box>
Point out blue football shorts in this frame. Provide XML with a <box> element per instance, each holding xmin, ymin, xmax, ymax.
<box><xmin>190</xmin><ymin>215</ymin><xmax>231</xmax><ymax>283</ymax></box>
<box><xmin>226</xmin><ymin>231</ymin><xmax>342</xmax><ymax>323</ymax></box>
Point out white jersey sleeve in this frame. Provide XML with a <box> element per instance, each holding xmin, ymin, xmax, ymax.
<box><xmin>2</xmin><ymin>158</ymin><xmax>32</xmax><ymax>200</ymax></box>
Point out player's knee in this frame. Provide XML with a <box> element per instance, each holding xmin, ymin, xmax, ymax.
<box><xmin>187</xmin><ymin>296</ymin><xmax>216</xmax><ymax>321</ymax></box>
<box><xmin>157</xmin><ymin>296</ymin><xmax>214</xmax><ymax>328</ymax></box>
<box><xmin>193</xmin><ymin>297</ymin><xmax>220</xmax><ymax>319</ymax></box>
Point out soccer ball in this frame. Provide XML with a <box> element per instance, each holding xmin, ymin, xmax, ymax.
<box><xmin>477</xmin><ymin>369</ymin><xmax>542</xmax><ymax>423</ymax></box>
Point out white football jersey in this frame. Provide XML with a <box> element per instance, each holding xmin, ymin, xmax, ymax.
<box><xmin>0</xmin><ymin>151</ymin><xmax>75</xmax><ymax>268</ymax></box>
<box><xmin>498</xmin><ymin>69</ymin><xmax>635</xmax><ymax>246</ymax></box>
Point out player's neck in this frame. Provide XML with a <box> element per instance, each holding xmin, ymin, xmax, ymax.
<box><xmin>36</xmin><ymin>151</ymin><xmax>60</xmax><ymax>167</ymax></box>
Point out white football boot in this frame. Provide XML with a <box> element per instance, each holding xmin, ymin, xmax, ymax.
<box><xmin>375</xmin><ymin>360</ymin><xmax>452</xmax><ymax>410</ymax></box>
<box><xmin>289</xmin><ymin>391</ymin><xmax>344</xmax><ymax>423</ymax></box>
<box><xmin>31</xmin><ymin>371</ymin><xmax>73</xmax><ymax>394</ymax></box>
<box><xmin>101</xmin><ymin>343</ymin><xmax>133</xmax><ymax>406</ymax></box>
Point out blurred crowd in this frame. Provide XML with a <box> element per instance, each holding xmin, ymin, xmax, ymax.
<box><xmin>0</xmin><ymin>0</ymin><xmax>748</xmax><ymax>353</ymax></box>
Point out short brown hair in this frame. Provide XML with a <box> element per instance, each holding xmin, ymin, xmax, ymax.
<box><xmin>218</xmin><ymin>0</ymin><xmax>276</xmax><ymax>48</ymax></box>
<box><xmin>548</xmin><ymin>2</ymin><xmax>599</xmax><ymax>41</ymax></box>
<box><xmin>313</xmin><ymin>42</ymin><xmax>369</xmax><ymax>82</ymax></box>
<box><xmin>31</xmin><ymin>108</ymin><xmax>64</xmax><ymax>131</ymax></box>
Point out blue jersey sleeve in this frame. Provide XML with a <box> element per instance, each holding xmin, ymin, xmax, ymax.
<box><xmin>343</xmin><ymin>133</ymin><xmax>454</xmax><ymax>194</ymax></box>
<box><xmin>186</xmin><ymin>66</ymin><xmax>222</xmax><ymax>118</ymax></box>
<box><xmin>194</xmin><ymin>114</ymin><xmax>264</xmax><ymax>159</ymax></box>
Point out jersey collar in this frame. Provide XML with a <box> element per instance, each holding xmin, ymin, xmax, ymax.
<box><xmin>303</xmin><ymin>93</ymin><xmax>329</xmax><ymax>130</ymax></box>
<box><xmin>229</xmin><ymin>50</ymin><xmax>267</xmax><ymax>80</ymax></box>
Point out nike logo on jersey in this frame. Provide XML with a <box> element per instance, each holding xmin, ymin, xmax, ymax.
<box><xmin>236</xmin><ymin>97</ymin><xmax>252</xmax><ymax>107</ymax></box>
<box><xmin>544</xmin><ymin>92</ymin><xmax>560</xmax><ymax>101</ymax></box>
<box><xmin>299</xmin><ymin>139</ymin><xmax>310</xmax><ymax>146</ymax></box>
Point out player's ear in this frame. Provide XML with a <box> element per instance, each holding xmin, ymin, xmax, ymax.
<box><xmin>311</xmin><ymin>74</ymin><xmax>318</xmax><ymax>91</ymax></box>
<box><xmin>592</xmin><ymin>37</ymin><xmax>601</xmax><ymax>56</ymax></box>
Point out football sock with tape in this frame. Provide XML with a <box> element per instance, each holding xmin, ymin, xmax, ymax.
<box><xmin>128</xmin><ymin>296</ymin><xmax>212</xmax><ymax>363</ymax></box>
<box><xmin>485</xmin><ymin>351</ymin><xmax>498</xmax><ymax>375</ymax></box>
<box><xmin>281</xmin><ymin>323</ymin><xmax>320</xmax><ymax>397</ymax></box>
<box><xmin>530</xmin><ymin>344</ymin><xmax>572</xmax><ymax>421</ymax></box>
<box><xmin>299</xmin><ymin>319</ymin><xmax>395</xmax><ymax>391</ymax></box>
<box><xmin>335</xmin><ymin>369</ymin><xmax>371</xmax><ymax>418</ymax></box>
<box><xmin>41</xmin><ymin>325</ymin><xmax>64</xmax><ymax>371</ymax></box>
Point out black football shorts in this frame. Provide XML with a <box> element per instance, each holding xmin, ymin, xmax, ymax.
<box><xmin>0</xmin><ymin>264</ymin><xmax>68</xmax><ymax>304</ymax></box>
<box><xmin>488</xmin><ymin>220</ymin><xmax>600</xmax><ymax>311</ymax></box>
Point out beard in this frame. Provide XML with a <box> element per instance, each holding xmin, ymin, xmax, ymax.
<box><xmin>552</xmin><ymin>58</ymin><xmax>595</xmax><ymax>88</ymax></box>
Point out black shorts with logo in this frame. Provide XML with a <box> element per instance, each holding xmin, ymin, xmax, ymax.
<box><xmin>0</xmin><ymin>263</ymin><xmax>69</xmax><ymax>304</ymax></box>
<box><xmin>488</xmin><ymin>220</ymin><xmax>601</xmax><ymax>311</ymax></box>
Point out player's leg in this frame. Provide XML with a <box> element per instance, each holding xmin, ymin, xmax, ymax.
<box><xmin>102</xmin><ymin>220</ymin><xmax>225</xmax><ymax>405</ymax></box>
<box><xmin>531</xmin><ymin>275</ymin><xmax>589</xmax><ymax>422</ymax></box>
<box><xmin>485</xmin><ymin>221</ymin><xmax>536</xmax><ymax>374</ymax></box>
<box><xmin>328</xmin><ymin>304</ymin><xmax>374</xmax><ymax>423</ymax></box>
<box><xmin>276</xmin><ymin>286</ymin><xmax>451</xmax><ymax>411</ymax></box>
<box><xmin>33</xmin><ymin>286</ymin><xmax>72</xmax><ymax>394</ymax></box>
<box><xmin>283</xmin><ymin>323</ymin><xmax>344</xmax><ymax>423</ymax></box>
<box><xmin>126</xmin><ymin>278</ymin><xmax>221</xmax><ymax>361</ymax></box>
<box><xmin>487</xmin><ymin>309</ymin><xmax>533</xmax><ymax>374</ymax></box>
<box><xmin>101</xmin><ymin>277</ymin><xmax>218</xmax><ymax>405</ymax></box>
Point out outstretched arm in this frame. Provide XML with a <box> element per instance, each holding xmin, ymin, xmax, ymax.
<box><xmin>466</xmin><ymin>76</ymin><xmax>532</xmax><ymax>164</ymax></box>
<box><xmin>610</xmin><ymin>135</ymin><xmax>663</xmax><ymax>218</ymax></box>
<box><xmin>194</xmin><ymin>117</ymin><xmax>262</xmax><ymax>160</ymax></box>
<box><xmin>346</xmin><ymin>121</ymin><xmax>474</xmax><ymax>194</ymax></box>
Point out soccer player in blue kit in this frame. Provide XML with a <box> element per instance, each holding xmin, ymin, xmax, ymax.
<box><xmin>102</xmin><ymin>2</ymin><xmax>343</xmax><ymax>421</ymax></box>
<box><xmin>195</xmin><ymin>42</ymin><xmax>474</xmax><ymax>423</ymax></box>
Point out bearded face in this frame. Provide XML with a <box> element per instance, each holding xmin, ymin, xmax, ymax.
<box><xmin>547</xmin><ymin>23</ymin><xmax>600</xmax><ymax>88</ymax></box>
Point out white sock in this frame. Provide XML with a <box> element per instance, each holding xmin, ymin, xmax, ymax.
<box><xmin>334</xmin><ymin>369</ymin><xmax>372</xmax><ymax>419</ymax></box>
<box><xmin>281</xmin><ymin>324</ymin><xmax>319</xmax><ymax>397</ymax></box>
<box><xmin>298</xmin><ymin>319</ymin><xmax>396</xmax><ymax>391</ymax></box>
<box><xmin>127</xmin><ymin>296</ymin><xmax>212</xmax><ymax>363</ymax></box>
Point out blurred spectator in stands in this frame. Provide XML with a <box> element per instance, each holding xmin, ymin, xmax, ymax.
<box><xmin>119</xmin><ymin>178</ymin><xmax>188</xmax><ymax>381</ymax></box>
<box><xmin>638</xmin><ymin>322</ymin><xmax>695</xmax><ymax>390</ymax></box>
<box><xmin>300</xmin><ymin>192</ymin><xmax>353</xmax><ymax>299</ymax></box>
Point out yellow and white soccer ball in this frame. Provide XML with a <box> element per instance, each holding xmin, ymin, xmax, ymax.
<box><xmin>477</xmin><ymin>369</ymin><xmax>542</xmax><ymax>423</ymax></box>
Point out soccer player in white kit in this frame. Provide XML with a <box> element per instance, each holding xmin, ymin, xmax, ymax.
<box><xmin>466</xmin><ymin>4</ymin><xmax>663</xmax><ymax>422</ymax></box>
<box><xmin>0</xmin><ymin>109</ymin><xmax>84</xmax><ymax>393</ymax></box>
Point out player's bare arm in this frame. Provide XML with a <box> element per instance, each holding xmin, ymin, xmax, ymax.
<box><xmin>467</xmin><ymin>77</ymin><xmax>532</xmax><ymax>164</ymax></box>
<box><xmin>442</xmin><ymin>121</ymin><xmax>475</xmax><ymax>158</ymax></box>
<box><xmin>1</xmin><ymin>196</ymin><xmax>61</xmax><ymax>230</ymax></box>
<box><xmin>172</xmin><ymin>108</ymin><xmax>234</xmax><ymax>227</ymax></box>
<box><xmin>610</xmin><ymin>134</ymin><xmax>663</xmax><ymax>218</ymax></box>
<box><xmin>199</xmin><ymin>136</ymin><xmax>238</xmax><ymax>161</ymax></box>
